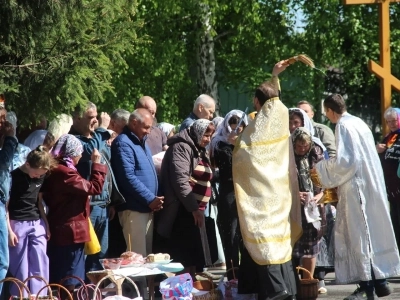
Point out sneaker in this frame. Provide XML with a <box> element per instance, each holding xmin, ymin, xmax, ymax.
<box><xmin>374</xmin><ymin>282</ymin><xmax>393</xmax><ymax>297</ymax></box>
<box><xmin>203</xmin><ymin>263</ymin><xmax>227</xmax><ymax>271</ymax></box>
<box><xmin>343</xmin><ymin>287</ymin><xmax>378</xmax><ymax>300</ymax></box>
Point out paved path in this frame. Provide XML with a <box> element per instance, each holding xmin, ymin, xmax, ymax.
<box><xmin>313</xmin><ymin>273</ymin><xmax>400</xmax><ymax>299</ymax></box>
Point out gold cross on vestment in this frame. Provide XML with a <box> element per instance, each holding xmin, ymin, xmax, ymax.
<box><xmin>343</xmin><ymin>0</ymin><xmax>400</xmax><ymax>135</ymax></box>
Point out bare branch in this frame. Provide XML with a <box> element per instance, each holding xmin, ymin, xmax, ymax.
<box><xmin>1</xmin><ymin>62</ymin><xmax>42</xmax><ymax>68</ymax></box>
<box><xmin>214</xmin><ymin>30</ymin><xmax>233</xmax><ymax>41</ymax></box>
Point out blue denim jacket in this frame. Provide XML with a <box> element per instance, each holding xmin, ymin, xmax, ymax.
<box><xmin>0</xmin><ymin>137</ymin><xmax>18</xmax><ymax>203</ymax></box>
<box><xmin>70</xmin><ymin>127</ymin><xmax>111</xmax><ymax>207</ymax></box>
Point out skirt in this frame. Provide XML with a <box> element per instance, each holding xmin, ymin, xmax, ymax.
<box><xmin>238</xmin><ymin>244</ymin><xmax>297</xmax><ymax>298</ymax></box>
<box><xmin>293</xmin><ymin>204</ymin><xmax>326</xmax><ymax>258</ymax></box>
<box><xmin>167</xmin><ymin>204</ymin><xmax>206</xmax><ymax>272</ymax></box>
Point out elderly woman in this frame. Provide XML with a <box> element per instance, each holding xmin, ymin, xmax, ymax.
<box><xmin>42</xmin><ymin>134</ymin><xmax>107</xmax><ymax>293</ymax></box>
<box><xmin>210</xmin><ymin>110</ymin><xmax>247</xmax><ymax>278</ymax></box>
<box><xmin>157</xmin><ymin>119</ymin><xmax>215</xmax><ymax>277</ymax></box>
<box><xmin>377</xmin><ymin>107</ymin><xmax>400</xmax><ymax>252</ymax></box>
<box><xmin>289</xmin><ymin>108</ymin><xmax>334</xmax><ymax>293</ymax></box>
<box><xmin>292</xmin><ymin>127</ymin><xmax>326</xmax><ymax>280</ymax></box>
<box><xmin>157</xmin><ymin>122</ymin><xmax>176</xmax><ymax>139</ymax></box>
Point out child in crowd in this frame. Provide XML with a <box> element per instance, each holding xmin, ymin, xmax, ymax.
<box><xmin>7</xmin><ymin>145</ymin><xmax>56</xmax><ymax>296</ymax></box>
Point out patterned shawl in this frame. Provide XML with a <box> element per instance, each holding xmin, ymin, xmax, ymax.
<box><xmin>50</xmin><ymin>134</ymin><xmax>83</xmax><ymax>170</ymax></box>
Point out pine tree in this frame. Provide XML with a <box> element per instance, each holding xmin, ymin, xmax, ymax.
<box><xmin>0</xmin><ymin>0</ymin><xmax>142</xmax><ymax>126</ymax></box>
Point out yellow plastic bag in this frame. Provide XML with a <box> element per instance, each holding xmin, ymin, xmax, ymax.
<box><xmin>84</xmin><ymin>218</ymin><xmax>101</xmax><ymax>255</ymax></box>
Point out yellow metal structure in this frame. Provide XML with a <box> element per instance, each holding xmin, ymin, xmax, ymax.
<box><xmin>344</xmin><ymin>0</ymin><xmax>400</xmax><ymax>135</ymax></box>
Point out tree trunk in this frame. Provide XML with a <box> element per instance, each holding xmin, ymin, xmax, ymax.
<box><xmin>196</xmin><ymin>2</ymin><xmax>219</xmax><ymax>115</ymax></box>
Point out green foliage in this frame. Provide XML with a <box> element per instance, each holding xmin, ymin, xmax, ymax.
<box><xmin>285</xmin><ymin>0</ymin><xmax>400</xmax><ymax>137</ymax></box>
<box><xmin>2</xmin><ymin>0</ymin><xmax>399</xmax><ymax>135</ymax></box>
<box><xmin>0</xmin><ymin>0</ymin><xmax>142</xmax><ymax>126</ymax></box>
<box><xmin>105</xmin><ymin>0</ymin><xmax>295</xmax><ymax>123</ymax></box>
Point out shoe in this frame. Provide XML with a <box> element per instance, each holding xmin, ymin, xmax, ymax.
<box><xmin>203</xmin><ymin>263</ymin><xmax>227</xmax><ymax>271</ymax></box>
<box><xmin>318</xmin><ymin>280</ymin><xmax>327</xmax><ymax>294</ymax></box>
<box><xmin>374</xmin><ymin>282</ymin><xmax>393</xmax><ymax>297</ymax></box>
<box><xmin>318</xmin><ymin>287</ymin><xmax>327</xmax><ymax>294</ymax></box>
<box><xmin>343</xmin><ymin>286</ymin><xmax>378</xmax><ymax>300</ymax></box>
<box><xmin>266</xmin><ymin>290</ymin><xmax>289</xmax><ymax>300</ymax></box>
<box><xmin>198</xmin><ymin>271</ymin><xmax>223</xmax><ymax>280</ymax></box>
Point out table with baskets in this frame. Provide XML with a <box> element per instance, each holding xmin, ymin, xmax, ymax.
<box><xmin>87</xmin><ymin>262</ymin><xmax>184</xmax><ymax>300</ymax></box>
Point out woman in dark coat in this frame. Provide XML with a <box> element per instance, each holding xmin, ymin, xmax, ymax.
<box><xmin>156</xmin><ymin>119</ymin><xmax>215</xmax><ymax>277</ymax></box>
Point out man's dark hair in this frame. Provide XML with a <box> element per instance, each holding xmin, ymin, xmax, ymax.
<box><xmin>324</xmin><ymin>94</ymin><xmax>347</xmax><ymax>114</ymax></box>
<box><xmin>255</xmin><ymin>82</ymin><xmax>279</xmax><ymax>106</ymax></box>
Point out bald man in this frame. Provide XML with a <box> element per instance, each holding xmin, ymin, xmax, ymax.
<box><xmin>111</xmin><ymin>108</ymin><xmax>164</xmax><ymax>256</ymax></box>
<box><xmin>136</xmin><ymin>96</ymin><xmax>168</xmax><ymax>155</ymax></box>
<box><xmin>180</xmin><ymin>94</ymin><xmax>216</xmax><ymax>131</ymax></box>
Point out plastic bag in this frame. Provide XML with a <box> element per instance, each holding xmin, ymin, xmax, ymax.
<box><xmin>153</xmin><ymin>151</ymin><xmax>166</xmax><ymax>175</ymax></box>
<box><xmin>84</xmin><ymin>218</ymin><xmax>101</xmax><ymax>255</ymax></box>
<box><xmin>159</xmin><ymin>273</ymin><xmax>193</xmax><ymax>300</ymax></box>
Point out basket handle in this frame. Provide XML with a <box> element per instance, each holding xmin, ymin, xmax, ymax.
<box><xmin>296</xmin><ymin>266</ymin><xmax>313</xmax><ymax>280</ymax></box>
<box><xmin>3</xmin><ymin>277</ymin><xmax>31</xmax><ymax>298</ymax></box>
<box><xmin>35</xmin><ymin>284</ymin><xmax>73</xmax><ymax>300</ymax></box>
<box><xmin>77</xmin><ymin>284</ymin><xmax>101</xmax><ymax>300</ymax></box>
<box><xmin>194</xmin><ymin>273</ymin><xmax>215</xmax><ymax>292</ymax></box>
<box><xmin>92</xmin><ymin>274</ymin><xmax>140</xmax><ymax>300</ymax></box>
<box><xmin>2</xmin><ymin>278</ymin><xmax>24</xmax><ymax>300</ymax></box>
<box><xmin>59</xmin><ymin>275</ymin><xmax>89</xmax><ymax>300</ymax></box>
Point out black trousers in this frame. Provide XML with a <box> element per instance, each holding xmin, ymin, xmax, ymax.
<box><xmin>217</xmin><ymin>191</ymin><xmax>240</xmax><ymax>279</ymax></box>
<box><xmin>238</xmin><ymin>244</ymin><xmax>297</xmax><ymax>300</ymax></box>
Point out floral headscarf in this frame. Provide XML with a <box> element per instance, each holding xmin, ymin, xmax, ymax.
<box><xmin>210</xmin><ymin>110</ymin><xmax>248</xmax><ymax>157</ymax></box>
<box><xmin>50</xmin><ymin>134</ymin><xmax>83</xmax><ymax>170</ymax></box>
<box><xmin>189</xmin><ymin>119</ymin><xmax>212</xmax><ymax>146</ymax></box>
<box><xmin>291</xmin><ymin>127</ymin><xmax>313</xmax><ymax>193</ymax></box>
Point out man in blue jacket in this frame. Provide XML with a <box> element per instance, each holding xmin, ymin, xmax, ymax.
<box><xmin>111</xmin><ymin>108</ymin><xmax>163</xmax><ymax>257</ymax></box>
<box><xmin>0</xmin><ymin>112</ymin><xmax>17</xmax><ymax>294</ymax></box>
<box><xmin>69</xmin><ymin>102</ymin><xmax>111</xmax><ymax>273</ymax></box>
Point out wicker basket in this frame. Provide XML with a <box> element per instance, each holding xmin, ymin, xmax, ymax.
<box><xmin>296</xmin><ymin>267</ymin><xmax>319</xmax><ymax>300</ymax></box>
<box><xmin>193</xmin><ymin>275</ymin><xmax>221</xmax><ymax>300</ymax></box>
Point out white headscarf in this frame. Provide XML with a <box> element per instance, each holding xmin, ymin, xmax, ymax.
<box><xmin>157</xmin><ymin>122</ymin><xmax>175</xmax><ymax>137</ymax></box>
<box><xmin>210</xmin><ymin>109</ymin><xmax>248</xmax><ymax>157</ymax></box>
<box><xmin>289</xmin><ymin>108</ymin><xmax>326</xmax><ymax>153</ymax></box>
<box><xmin>212</xmin><ymin>117</ymin><xmax>224</xmax><ymax>131</ymax></box>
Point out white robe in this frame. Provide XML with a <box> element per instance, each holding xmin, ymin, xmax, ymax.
<box><xmin>315</xmin><ymin>112</ymin><xmax>400</xmax><ymax>284</ymax></box>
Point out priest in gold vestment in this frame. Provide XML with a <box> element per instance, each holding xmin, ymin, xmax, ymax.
<box><xmin>232</xmin><ymin>61</ymin><xmax>302</xmax><ymax>300</ymax></box>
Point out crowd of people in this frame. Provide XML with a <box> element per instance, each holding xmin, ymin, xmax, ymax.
<box><xmin>0</xmin><ymin>60</ymin><xmax>399</xmax><ymax>300</ymax></box>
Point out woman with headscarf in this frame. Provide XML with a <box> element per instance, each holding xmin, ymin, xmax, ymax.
<box><xmin>157</xmin><ymin>119</ymin><xmax>215</xmax><ymax>277</ymax></box>
<box><xmin>291</xmin><ymin>127</ymin><xmax>326</xmax><ymax>281</ymax></box>
<box><xmin>290</xmin><ymin>108</ymin><xmax>335</xmax><ymax>293</ymax></box>
<box><xmin>41</xmin><ymin>134</ymin><xmax>107</xmax><ymax>293</ymax></box>
<box><xmin>209</xmin><ymin>110</ymin><xmax>248</xmax><ymax>278</ymax></box>
<box><xmin>377</xmin><ymin>107</ymin><xmax>400</xmax><ymax>254</ymax></box>
<box><xmin>157</xmin><ymin>122</ymin><xmax>176</xmax><ymax>139</ymax></box>
<box><xmin>289</xmin><ymin>108</ymin><xmax>327</xmax><ymax>158</ymax></box>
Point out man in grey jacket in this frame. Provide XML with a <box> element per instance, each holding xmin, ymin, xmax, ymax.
<box><xmin>298</xmin><ymin>100</ymin><xmax>336</xmax><ymax>157</ymax></box>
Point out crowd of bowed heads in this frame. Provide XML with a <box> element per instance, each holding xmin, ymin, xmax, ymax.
<box><xmin>1</xmin><ymin>60</ymin><xmax>400</xmax><ymax>300</ymax></box>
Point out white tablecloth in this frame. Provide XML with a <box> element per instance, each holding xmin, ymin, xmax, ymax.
<box><xmin>112</xmin><ymin>263</ymin><xmax>184</xmax><ymax>278</ymax></box>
